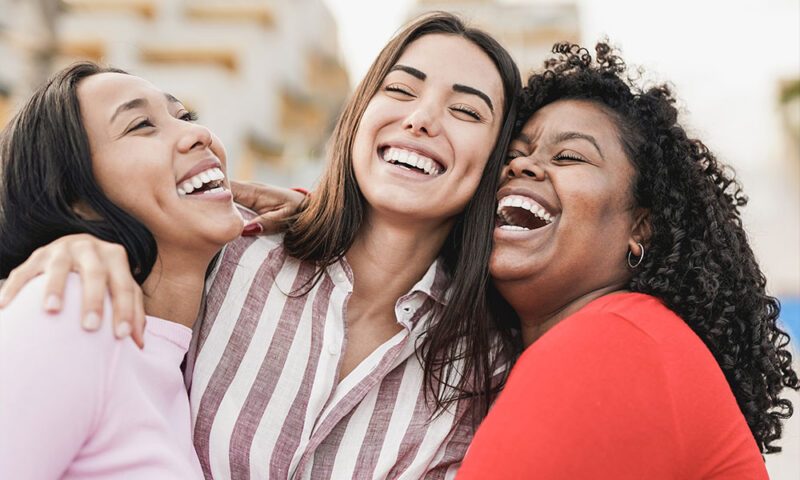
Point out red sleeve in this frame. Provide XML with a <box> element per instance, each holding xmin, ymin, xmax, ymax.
<box><xmin>458</xmin><ymin>310</ymin><xmax>683</xmax><ymax>480</ymax></box>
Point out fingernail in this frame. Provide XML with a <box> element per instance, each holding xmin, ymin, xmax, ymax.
<box><xmin>242</xmin><ymin>223</ymin><xmax>263</xmax><ymax>236</ymax></box>
<box><xmin>83</xmin><ymin>312</ymin><xmax>100</xmax><ymax>330</ymax></box>
<box><xmin>44</xmin><ymin>295</ymin><xmax>61</xmax><ymax>312</ymax></box>
<box><xmin>115</xmin><ymin>322</ymin><xmax>132</xmax><ymax>338</ymax></box>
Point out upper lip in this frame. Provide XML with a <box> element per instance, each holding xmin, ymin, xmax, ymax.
<box><xmin>378</xmin><ymin>140</ymin><xmax>447</xmax><ymax>171</ymax></box>
<box><xmin>176</xmin><ymin>157</ymin><xmax>223</xmax><ymax>185</ymax></box>
<box><xmin>496</xmin><ymin>184</ymin><xmax>559</xmax><ymax>217</ymax></box>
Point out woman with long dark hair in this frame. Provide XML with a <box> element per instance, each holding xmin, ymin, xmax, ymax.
<box><xmin>1</xmin><ymin>13</ymin><xmax>521</xmax><ymax>478</ymax></box>
<box><xmin>456</xmin><ymin>43</ymin><xmax>799</xmax><ymax>479</ymax></box>
<box><xmin>0</xmin><ymin>63</ymin><xmax>243</xmax><ymax>477</ymax></box>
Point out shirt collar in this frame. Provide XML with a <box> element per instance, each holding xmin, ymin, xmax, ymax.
<box><xmin>333</xmin><ymin>256</ymin><xmax>450</xmax><ymax>306</ymax></box>
<box><xmin>406</xmin><ymin>257</ymin><xmax>450</xmax><ymax>306</ymax></box>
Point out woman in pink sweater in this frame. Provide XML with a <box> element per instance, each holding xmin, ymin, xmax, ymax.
<box><xmin>0</xmin><ymin>63</ymin><xmax>243</xmax><ymax>478</ymax></box>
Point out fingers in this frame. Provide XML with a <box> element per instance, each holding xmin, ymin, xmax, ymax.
<box><xmin>231</xmin><ymin>180</ymin><xmax>268</xmax><ymax>211</ymax></box>
<box><xmin>103</xmin><ymin>243</ymin><xmax>140</xmax><ymax>343</ymax></box>
<box><xmin>243</xmin><ymin>210</ymin><xmax>291</xmax><ymax>236</ymax></box>
<box><xmin>73</xmin><ymin>243</ymin><xmax>109</xmax><ymax>330</ymax></box>
<box><xmin>130</xmin><ymin>286</ymin><xmax>146</xmax><ymax>349</ymax></box>
<box><xmin>0</xmin><ymin>264</ymin><xmax>37</xmax><ymax>308</ymax></box>
<box><xmin>0</xmin><ymin>244</ymin><xmax>66</xmax><ymax>309</ymax></box>
<box><xmin>241</xmin><ymin>221</ymin><xmax>264</xmax><ymax>236</ymax></box>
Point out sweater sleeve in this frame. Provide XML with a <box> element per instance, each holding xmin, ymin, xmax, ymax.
<box><xmin>457</xmin><ymin>310</ymin><xmax>683</xmax><ymax>480</ymax></box>
<box><xmin>0</xmin><ymin>274</ymin><xmax>119</xmax><ymax>479</ymax></box>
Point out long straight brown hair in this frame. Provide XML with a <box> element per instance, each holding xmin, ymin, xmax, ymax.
<box><xmin>284</xmin><ymin>12</ymin><xmax>521</xmax><ymax>417</ymax></box>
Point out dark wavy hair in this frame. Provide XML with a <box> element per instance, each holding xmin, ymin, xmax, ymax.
<box><xmin>284</xmin><ymin>12</ymin><xmax>521</xmax><ymax>417</ymax></box>
<box><xmin>0</xmin><ymin>62</ymin><xmax>157</xmax><ymax>283</ymax></box>
<box><xmin>515</xmin><ymin>41</ymin><xmax>799</xmax><ymax>453</ymax></box>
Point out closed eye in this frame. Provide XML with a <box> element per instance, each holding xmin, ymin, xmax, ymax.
<box><xmin>385</xmin><ymin>84</ymin><xmax>414</xmax><ymax>97</ymax></box>
<box><xmin>451</xmin><ymin>104</ymin><xmax>482</xmax><ymax>121</ymax></box>
<box><xmin>554</xmin><ymin>153</ymin><xmax>586</xmax><ymax>163</ymax></box>
<box><xmin>127</xmin><ymin>118</ymin><xmax>154</xmax><ymax>133</ymax></box>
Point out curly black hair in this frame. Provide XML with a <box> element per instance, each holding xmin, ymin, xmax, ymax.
<box><xmin>517</xmin><ymin>42</ymin><xmax>799</xmax><ymax>454</ymax></box>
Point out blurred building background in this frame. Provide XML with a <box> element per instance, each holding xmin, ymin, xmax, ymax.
<box><xmin>0</xmin><ymin>0</ymin><xmax>350</xmax><ymax>186</ymax></box>
<box><xmin>1</xmin><ymin>0</ymin><xmax>798</xmax><ymax>476</ymax></box>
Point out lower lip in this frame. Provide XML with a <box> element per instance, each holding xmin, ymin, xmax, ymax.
<box><xmin>180</xmin><ymin>189</ymin><xmax>233</xmax><ymax>201</ymax></box>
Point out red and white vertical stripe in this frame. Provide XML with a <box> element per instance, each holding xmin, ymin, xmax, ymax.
<box><xmin>187</xmin><ymin>233</ymin><xmax>478</xmax><ymax>479</ymax></box>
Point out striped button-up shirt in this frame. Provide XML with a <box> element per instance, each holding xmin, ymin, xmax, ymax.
<box><xmin>186</xmin><ymin>233</ymin><xmax>480</xmax><ymax>479</ymax></box>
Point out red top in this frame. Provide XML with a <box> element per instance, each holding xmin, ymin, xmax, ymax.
<box><xmin>457</xmin><ymin>293</ymin><xmax>767</xmax><ymax>480</ymax></box>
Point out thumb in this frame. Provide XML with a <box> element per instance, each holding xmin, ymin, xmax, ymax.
<box><xmin>230</xmin><ymin>180</ymin><xmax>260</xmax><ymax>210</ymax></box>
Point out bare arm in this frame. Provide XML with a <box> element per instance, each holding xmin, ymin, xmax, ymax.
<box><xmin>0</xmin><ymin>181</ymin><xmax>305</xmax><ymax>346</ymax></box>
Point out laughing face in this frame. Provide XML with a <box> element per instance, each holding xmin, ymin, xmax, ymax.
<box><xmin>76</xmin><ymin>73</ymin><xmax>243</xmax><ymax>255</ymax></box>
<box><xmin>351</xmin><ymin>33</ymin><xmax>505</xmax><ymax>229</ymax></box>
<box><xmin>490</xmin><ymin>99</ymin><xmax>645</xmax><ymax>321</ymax></box>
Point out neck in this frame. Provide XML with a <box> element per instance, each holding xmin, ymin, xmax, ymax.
<box><xmin>346</xmin><ymin>211</ymin><xmax>452</xmax><ymax>314</ymax></box>
<box><xmin>140</xmin><ymin>246</ymin><xmax>215</xmax><ymax>328</ymax></box>
<box><xmin>511</xmin><ymin>284</ymin><xmax>628</xmax><ymax>347</ymax></box>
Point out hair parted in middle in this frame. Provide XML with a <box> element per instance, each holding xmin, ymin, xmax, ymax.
<box><xmin>283</xmin><ymin>11</ymin><xmax>522</xmax><ymax>417</ymax></box>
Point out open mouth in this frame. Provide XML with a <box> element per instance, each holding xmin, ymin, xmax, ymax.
<box><xmin>380</xmin><ymin>146</ymin><xmax>444</xmax><ymax>176</ymax></box>
<box><xmin>496</xmin><ymin>194</ymin><xmax>554</xmax><ymax>231</ymax></box>
<box><xmin>177</xmin><ymin>167</ymin><xmax>226</xmax><ymax>196</ymax></box>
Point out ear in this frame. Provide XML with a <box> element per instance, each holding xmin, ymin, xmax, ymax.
<box><xmin>627</xmin><ymin>207</ymin><xmax>651</xmax><ymax>256</ymax></box>
<box><xmin>72</xmin><ymin>199</ymin><xmax>103</xmax><ymax>221</ymax></box>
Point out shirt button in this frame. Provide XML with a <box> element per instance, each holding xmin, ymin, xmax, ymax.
<box><xmin>327</xmin><ymin>342</ymin><xmax>338</xmax><ymax>355</ymax></box>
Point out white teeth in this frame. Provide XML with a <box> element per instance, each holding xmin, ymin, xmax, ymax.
<box><xmin>176</xmin><ymin>166</ymin><xmax>226</xmax><ymax>196</ymax></box>
<box><xmin>499</xmin><ymin>225</ymin><xmax>530</xmax><ymax>231</ymax></box>
<box><xmin>496</xmin><ymin>195</ymin><xmax>554</xmax><ymax>225</ymax></box>
<box><xmin>382</xmin><ymin>147</ymin><xmax>441</xmax><ymax>176</ymax></box>
<box><xmin>201</xmin><ymin>186</ymin><xmax>224</xmax><ymax>194</ymax></box>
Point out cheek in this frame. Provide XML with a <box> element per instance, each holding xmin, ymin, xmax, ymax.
<box><xmin>458</xmin><ymin>123</ymin><xmax>499</xmax><ymax>176</ymax></box>
<box><xmin>92</xmin><ymin>151</ymin><xmax>168</xmax><ymax>219</ymax></box>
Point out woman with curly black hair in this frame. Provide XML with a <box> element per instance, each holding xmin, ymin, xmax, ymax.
<box><xmin>457</xmin><ymin>43</ymin><xmax>799</xmax><ymax>479</ymax></box>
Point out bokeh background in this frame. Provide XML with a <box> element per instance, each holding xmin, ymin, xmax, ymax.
<box><xmin>1</xmin><ymin>0</ymin><xmax>798</xmax><ymax>476</ymax></box>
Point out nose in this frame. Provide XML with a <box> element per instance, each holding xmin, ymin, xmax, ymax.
<box><xmin>403</xmin><ymin>100</ymin><xmax>440</xmax><ymax>137</ymax></box>
<box><xmin>177</xmin><ymin>121</ymin><xmax>213</xmax><ymax>153</ymax></box>
<box><xmin>504</xmin><ymin>153</ymin><xmax>545</xmax><ymax>180</ymax></box>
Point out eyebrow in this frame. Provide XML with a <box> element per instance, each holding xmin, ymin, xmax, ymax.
<box><xmin>453</xmin><ymin>84</ymin><xmax>493</xmax><ymax>112</ymax></box>
<box><xmin>110</xmin><ymin>93</ymin><xmax>182</xmax><ymax>123</ymax></box>
<box><xmin>389</xmin><ymin>65</ymin><xmax>494</xmax><ymax>113</ymax></box>
<box><xmin>552</xmin><ymin>131</ymin><xmax>604</xmax><ymax>159</ymax></box>
<box><xmin>389</xmin><ymin>64</ymin><xmax>426</xmax><ymax>80</ymax></box>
